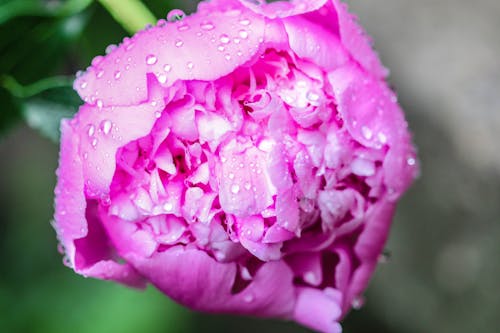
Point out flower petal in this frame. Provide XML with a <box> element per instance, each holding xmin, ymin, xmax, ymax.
<box><xmin>74</xmin><ymin>7</ymin><xmax>266</xmax><ymax>106</ymax></box>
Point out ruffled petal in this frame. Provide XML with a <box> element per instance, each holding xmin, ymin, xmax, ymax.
<box><xmin>125</xmin><ymin>246</ymin><xmax>295</xmax><ymax>317</ymax></box>
<box><xmin>74</xmin><ymin>6</ymin><xmax>266</xmax><ymax>106</ymax></box>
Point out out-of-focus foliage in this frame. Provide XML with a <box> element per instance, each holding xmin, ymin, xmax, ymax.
<box><xmin>1</xmin><ymin>1</ymin><xmax>499</xmax><ymax>333</ymax></box>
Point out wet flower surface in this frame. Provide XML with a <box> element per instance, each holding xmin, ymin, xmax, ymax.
<box><xmin>54</xmin><ymin>0</ymin><xmax>418</xmax><ymax>332</ymax></box>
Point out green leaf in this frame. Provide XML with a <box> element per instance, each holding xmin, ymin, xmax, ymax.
<box><xmin>0</xmin><ymin>0</ymin><xmax>93</xmax><ymax>24</ymax></box>
<box><xmin>2</xmin><ymin>75</ymin><xmax>80</xmax><ymax>142</ymax></box>
<box><xmin>0</xmin><ymin>85</ymin><xmax>22</xmax><ymax>136</ymax></box>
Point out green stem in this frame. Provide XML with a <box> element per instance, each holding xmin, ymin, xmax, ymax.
<box><xmin>1</xmin><ymin>75</ymin><xmax>74</xmax><ymax>98</ymax></box>
<box><xmin>97</xmin><ymin>0</ymin><xmax>157</xmax><ymax>35</ymax></box>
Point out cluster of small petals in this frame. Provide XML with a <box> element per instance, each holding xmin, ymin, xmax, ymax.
<box><xmin>55</xmin><ymin>1</ymin><xmax>418</xmax><ymax>332</ymax></box>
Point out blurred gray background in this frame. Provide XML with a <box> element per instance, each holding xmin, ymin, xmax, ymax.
<box><xmin>1</xmin><ymin>0</ymin><xmax>499</xmax><ymax>332</ymax></box>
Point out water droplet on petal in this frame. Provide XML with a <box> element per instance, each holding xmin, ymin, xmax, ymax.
<box><xmin>244</xmin><ymin>293</ymin><xmax>254</xmax><ymax>303</ymax></box>
<box><xmin>238</xmin><ymin>29</ymin><xmax>249</xmax><ymax>39</ymax></box>
<box><xmin>96</xmin><ymin>70</ymin><xmax>104</xmax><ymax>78</ymax></box>
<box><xmin>155</xmin><ymin>111</ymin><xmax>162</xmax><ymax>118</ymax></box>
<box><xmin>167</xmin><ymin>9</ymin><xmax>186</xmax><ymax>22</ymax></box>
<box><xmin>377</xmin><ymin>132</ymin><xmax>387</xmax><ymax>144</ymax></box>
<box><xmin>163</xmin><ymin>64</ymin><xmax>172</xmax><ymax>72</ymax></box>
<box><xmin>244</xmin><ymin>182</ymin><xmax>251</xmax><ymax>190</ymax></box>
<box><xmin>175</xmin><ymin>39</ymin><xmax>184</xmax><ymax>47</ymax></box>
<box><xmin>217</xmin><ymin>45</ymin><xmax>225</xmax><ymax>52</ymax></box>
<box><xmin>158</xmin><ymin>74</ymin><xmax>167</xmax><ymax>84</ymax></box>
<box><xmin>96</xmin><ymin>99</ymin><xmax>103</xmax><ymax>109</ymax></box>
<box><xmin>407</xmin><ymin>157</ymin><xmax>416</xmax><ymax>166</ymax></box>
<box><xmin>186</xmin><ymin>61</ymin><xmax>194</xmax><ymax>70</ymax></box>
<box><xmin>91</xmin><ymin>56</ymin><xmax>104</xmax><ymax>66</ymax></box>
<box><xmin>105</xmin><ymin>44</ymin><xmax>117</xmax><ymax>54</ymax></box>
<box><xmin>91</xmin><ymin>137</ymin><xmax>98</xmax><ymax>148</ymax></box>
<box><xmin>200</xmin><ymin>21</ymin><xmax>215</xmax><ymax>31</ymax></box>
<box><xmin>378</xmin><ymin>249</ymin><xmax>391</xmax><ymax>263</ymax></box>
<box><xmin>239</xmin><ymin>18</ymin><xmax>251</xmax><ymax>26</ymax></box>
<box><xmin>80</xmin><ymin>81</ymin><xmax>88</xmax><ymax>89</ymax></box>
<box><xmin>157</xmin><ymin>19</ymin><xmax>167</xmax><ymax>27</ymax></box>
<box><xmin>177</xmin><ymin>23</ymin><xmax>190</xmax><ymax>31</ymax></box>
<box><xmin>361</xmin><ymin>126</ymin><xmax>373</xmax><ymax>140</ymax></box>
<box><xmin>224</xmin><ymin>54</ymin><xmax>231</xmax><ymax>61</ymax></box>
<box><xmin>114</xmin><ymin>70</ymin><xmax>121</xmax><ymax>80</ymax></box>
<box><xmin>231</xmin><ymin>184</ymin><xmax>240</xmax><ymax>194</ymax></box>
<box><xmin>146</xmin><ymin>54</ymin><xmax>158</xmax><ymax>65</ymax></box>
<box><xmin>219</xmin><ymin>34</ymin><xmax>230</xmax><ymax>44</ymax></box>
<box><xmin>164</xmin><ymin>202</ymin><xmax>173</xmax><ymax>211</ymax></box>
<box><xmin>306</xmin><ymin>90</ymin><xmax>320</xmax><ymax>102</ymax></box>
<box><xmin>100</xmin><ymin>120</ymin><xmax>112</xmax><ymax>135</ymax></box>
<box><xmin>352</xmin><ymin>296</ymin><xmax>365</xmax><ymax>310</ymax></box>
<box><xmin>228</xmin><ymin>173</ymin><xmax>235</xmax><ymax>180</ymax></box>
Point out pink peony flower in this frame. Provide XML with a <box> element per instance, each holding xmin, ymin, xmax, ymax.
<box><xmin>54</xmin><ymin>0</ymin><xmax>418</xmax><ymax>332</ymax></box>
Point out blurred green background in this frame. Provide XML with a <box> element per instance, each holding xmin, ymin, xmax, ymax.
<box><xmin>1</xmin><ymin>0</ymin><xmax>499</xmax><ymax>332</ymax></box>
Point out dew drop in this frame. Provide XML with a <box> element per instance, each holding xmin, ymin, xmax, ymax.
<box><xmin>219</xmin><ymin>34</ymin><xmax>230</xmax><ymax>44</ymax></box>
<box><xmin>239</xmin><ymin>18</ymin><xmax>251</xmax><ymax>26</ymax></box>
<box><xmin>105</xmin><ymin>44</ymin><xmax>117</xmax><ymax>54</ymax></box>
<box><xmin>352</xmin><ymin>296</ymin><xmax>365</xmax><ymax>310</ymax></box>
<box><xmin>361</xmin><ymin>126</ymin><xmax>373</xmax><ymax>140</ymax></box>
<box><xmin>200</xmin><ymin>21</ymin><xmax>215</xmax><ymax>31</ymax></box>
<box><xmin>306</xmin><ymin>90</ymin><xmax>320</xmax><ymax>102</ymax></box>
<box><xmin>177</xmin><ymin>23</ymin><xmax>190</xmax><ymax>31</ymax></box>
<box><xmin>377</xmin><ymin>132</ymin><xmax>387</xmax><ymax>144</ymax></box>
<box><xmin>231</xmin><ymin>184</ymin><xmax>240</xmax><ymax>194</ymax></box>
<box><xmin>175</xmin><ymin>39</ymin><xmax>184</xmax><ymax>47</ymax></box>
<box><xmin>243</xmin><ymin>293</ymin><xmax>254</xmax><ymax>303</ymax></box>
<box><xmin>100</xmin><ymin>120</ymin><xmax>112</xmax><ymax>135</ymax></box>
<box><xmin>125</xmin><ymin>42</ymin><xmax>134</xmax><ymax>51</ymax></box>
<box><xmin>91</xmin><ymin>137</ymin><xmax>98</xmax><ymax>148</ymax></box>
<box><xmin>217</xmin><ymin>45</ymin><xmax>225</xmax><ymax>52</ymax></box>
<box><xmin>91</xmin><ymin>56</ymin><xmax>104</xmax><ymax>66</ymax></box>
<box><xmin>96</xmin><ymin>99</ymin><xmax>103</xmax><ymax>109</ymax></box>
<box><xmin>167</xmin><ymin>9</ymin><xmax>186</xmax><ymax>22</ymax></box>
<box><xmin>238</xmin><ymin>29</ymin><xmax>249</xmax><ymax>39</ymax></box>
<box><xmin>224</xmin><ymin>54</ymin><xmax>231</xmax><ymax>61</ymax></box>
<box><xmin>146</xmin><ymin>54</ymin><xmax>158</xmax><ymax>65</ymax></box>
<box><xmin>228</xmin><ymin>173</ymin><xmax>235</xmax><ymax>180</ymax></box>
<box><xmin>158</xmin><ymin>74</ymin><xmax>167</xmax><ymax>84</ymax></box>
<box><xmin>96</xmin><ymin>70</ymin><xmax>104</xmax><ymax>78</ymax></box>
<box><xmin>233</xmin><ymin>38</ymin><xmax>241</xmax><ymax>44</ymax></box>
<box><xmin>155</xmin><ymin>111</ymin><xmax>162</xmax><ymax>118</ymax></box>
<box><xmin>80</xmin><ymin>81</ymin><xmax>88</xmax><ymax>89</ymax></box>
<box><xmin>163</xmin><ymin>64</ymin><xmax>172</xmax><ymax>72</ymax></box>
<box><xmin>244</xmin><ymin>182</ymin><xmax>251</xmax><ymax>190</ymax></box>
<box><xmin>164</xmin><ymin>202</ymin><xmax>173</xmax><ymax>211</ymax></box>
<box><xmin>114</xmin><ymin>70</ymin><xmax>121</xmax><ymax>80</ymax></box>
<box><xmin>407</xmin><ymin>157</ymin><xmax>416</xmax><ymax>166</ymax></box>
<box><xmin>157</xmin><ymin>18</ymin><xmax>167</xmax><ymax>27</ymax></box>
<box><xmin>186</xmin><ymin>61</ymin><xmax>194</xmax><ymax>70</ymax></box>
<box><xmin>378</xmin><ymin>249</ymin><xmax>391</xmax><ymax>264</ymax></box>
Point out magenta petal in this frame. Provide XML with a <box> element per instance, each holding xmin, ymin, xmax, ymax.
<box><xmin>74</xmin><ymin>7</ymin><xmax>266</xmax><ymax>107</ymax></box>
<box><xmin>126</xmin><ymin>247</ymin><xmax>295</xmax><ymax>317</ymax></box>
<box><xmin>54</xmin><ymin>120</ymin><xmax>87</xmax><ymax>266</ymax></box>
<box><xmin>331</xmin><ymin>0</ymin><xmax>387</xmax><ymax>78</ymax></box>
<box><xmin>75</xmin><ymin>82</ymin><xmax>165</xmax><ymax>197</ymax></box>
<box><xmin>293</xmin><ymin>287</ymin><xmax>343</xmax><ymax>333</ymax></box>
<box><xmin>283</xmin><ymin>16</ymin><xmax>349</xmax><ymax>71</ymax></box>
